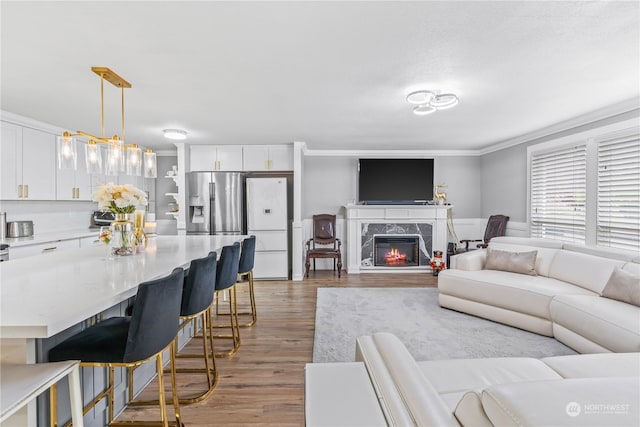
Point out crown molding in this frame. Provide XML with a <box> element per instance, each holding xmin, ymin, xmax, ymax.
<box><xmin>477</xmin><ymin>98</ymin><xmax>640</xmax><ymax>155</ymax></box>
<box><xmin>302</xmin><ymin>148</ymin><xmax>475</xmax><ymax>157</ymax></box>
<box><xmin>1</xmin><ymin>110</ymin><xmax>65</xmax><ymax>135</ymax></box>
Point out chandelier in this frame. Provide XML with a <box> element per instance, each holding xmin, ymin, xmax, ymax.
<box><xmin>56</xmin><ymin>67</ymin><xmax>157</xmax><ymax>178</ymax></box>
<box><xmin>406</xmin><ymin>90</ymin><xmax>459</xmax><ymax>116</ymax></box>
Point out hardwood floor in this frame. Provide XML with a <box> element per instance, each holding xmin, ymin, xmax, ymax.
<box><xmin>122</xmin><ymin>271</ymin><xmax>437</xmax><ymax>426</ymax></box>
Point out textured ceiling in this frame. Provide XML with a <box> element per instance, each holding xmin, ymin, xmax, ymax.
<box><xmin>1</xmin><ymin>1</ymin><xmax>638</xmax><ymax>152</ymax></box>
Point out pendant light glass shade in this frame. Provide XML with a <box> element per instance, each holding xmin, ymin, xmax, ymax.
<box><xmin>143</xmin><ymin>149</ymin><xmax>157</xmax><ymax>178</ymax></box>
<box><xmin>105</xmin><ymin>137</ymin><xmax>124</xmax><ymax>175</ymax></box>
<box><xmin>126</xmin><ymin>144</ymin><xmax>142</xmax><ymax>176</ymax></box>
<box><xmin>85</xmin><ymin>140</ymin><xmax>103</xmax><ymax>174</ymax></box>
<box><xmin>56</xmin><ymin>133</ymin><xmax>77</xmax><ymax>169</ymax></box>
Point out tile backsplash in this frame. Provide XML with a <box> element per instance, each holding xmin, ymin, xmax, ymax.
<box><xmin>0</xmin><ymin>201</ymin><xmax>97</xmax><ymax>233</ymax></box>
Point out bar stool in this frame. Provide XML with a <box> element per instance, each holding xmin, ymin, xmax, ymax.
<box><xmin>217</xmin><ymin>236</ymin><xmax>257</xmax><ymax>327</ymax></box>
<box><xmin>128</xmin><ymin>252</ymin><xmax>218</xmax><ymax>404</ymax></box>
<box><xmin>0</xmin><ymin>361</ymin><xmax>83</xmax><ymax>427</ymax></box>
<box><xmin>48</xmin><ymin>268</ymin><xmax>185</xmax><ymax>427</ymax></box>
<box><xmin>212</xmin><ymin>243</ymin><xmax>241</xmax><ymax>357</ymax></box>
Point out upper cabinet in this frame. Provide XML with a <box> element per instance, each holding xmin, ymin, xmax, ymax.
<box><xmin>1</xmin><ymin>121</ymin><xmax>56</xmax><ymax>200</ymax></box>
<box><xmin>243</xmin><ymin>145</ymin><xmax>293</xmax><ymax>171</ymax></box>
<box><xmin>190</xmin><ymin>146</ymin><xmax>243</xmax><ymax>171</ymax></box>
<box><xmin>189</xmin><ymin>145</ymin><xmax>292</xmax><ymax>172</ymax></box>
<box><xmin>56</xmin><ymin>144</ymin><xmax>93</xmax><ymax>201</ymax></box>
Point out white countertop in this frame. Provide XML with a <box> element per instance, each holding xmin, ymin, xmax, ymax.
<box><xmin>1</xmin><ymin>229</ymin><xmax>99</xmax><ymax>248</ymax></box>
<box><xmin>0</xmin><ymin>235</ymin><xmax>243</xmax><ymax>339</ymax></box>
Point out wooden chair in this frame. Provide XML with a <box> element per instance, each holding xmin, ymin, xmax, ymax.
<box><xmin>305</xmin><ymin>214</ymin><xmax>342</xmax><ymax>278</ymax></box>
<box><xmin>457</xmin><ymin>214</ymin><xmax>510</xmax><ymax>253</ymax></box>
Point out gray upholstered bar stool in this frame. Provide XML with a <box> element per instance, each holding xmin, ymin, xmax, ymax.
<box><xmin>212</xmin><ymin>243</ymin><xmax>241</xmax><ymax>357</ymax></box>
<box><xmin>48</xmin><ymin>268</ymin><xmax>185</xmax><ymax>427</ymax></box>
<box><xmin>217</xmin><ymin>236</ymin><xmax>257</xmax><ymax>327</ymax></box>
<box><xmin>129</xmin><ymin>252</ymin><xmax>219</xmax><ymax>404</ymax></box>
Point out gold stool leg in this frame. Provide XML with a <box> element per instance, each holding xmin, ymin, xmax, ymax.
<box><xmin>50</xmin><ymin>383</ymin><xmax>58</xmax><ymax>427</ymax></box>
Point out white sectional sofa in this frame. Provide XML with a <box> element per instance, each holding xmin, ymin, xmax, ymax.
<box><xmin>438</xmin><ymin>236</ymin><xmax>640</xmax><ymax>353</ymax></box>
<box><xmin>353</xmin><ymin>332</ymin><xmax>640</xmax><ymax>427</ymax></box>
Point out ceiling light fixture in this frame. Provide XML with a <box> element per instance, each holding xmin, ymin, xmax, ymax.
<box><xmin>406</xmin><ymin>90</ymin><xmax>459</xmax><ymax>115</ymax></box>
<box><xmin>58</xmin><ymin>67</ymin><xmax>157</xmax><ymax>178</ymax></box>
<box><xmin>163</xmin><ymin>129</ymin><xmax>188</xmax><ymax>140</ymax></box>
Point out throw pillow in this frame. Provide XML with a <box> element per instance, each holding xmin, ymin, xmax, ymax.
<box><xmin>601</xmin><ymin>267</ymin><xmax>640</xmax><ymax>307</ymax></box>
<box><xmin>484</xmin><ymin>248</ymin><xmax>537</xmax><ymax>276</ymax></box>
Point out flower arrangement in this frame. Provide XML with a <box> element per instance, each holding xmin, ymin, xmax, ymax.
<box><xmin>92</xmin><ymin>183</ymin><xmax>148</xmax><ymax>214</ymax></box>
<box><xmin>429</xmin><ymin>250</ymin><xmax>446</xmax><ymax>276</ymax></box>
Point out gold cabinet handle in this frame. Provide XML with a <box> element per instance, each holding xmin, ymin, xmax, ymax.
<box><xmin>75</xmin><ymin>187</ymin><xmax>80</xmax><ymax>199</ymax></box>
<box><xmin>42</xmin><ymin>246</ymin><xmax>57</xmax><ymax>252</ymax></box>
<box><xmin>18</xmin><ymin>184</ymin><xmax>23</xmax><ymax>198</ymax></box>
<box><xmin>25</xmin><ymin>185</ymin><xmax>29</xmax><ymax>198</ymax></box>
<box><xmin>269</xmin><ymin>159</ymin><xmax>273</xmax><ymax>169</ymax></box>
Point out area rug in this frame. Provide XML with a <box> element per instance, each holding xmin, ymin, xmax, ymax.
<box><xmin>313</xmin><ymin>287</ymin><xmax>577</xmax><ymax>363</ymax></box>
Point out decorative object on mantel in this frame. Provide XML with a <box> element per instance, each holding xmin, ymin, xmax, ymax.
<box><xmin>429</xmin><ymin>250</ymin><xmax>445</xmax><ymax>276</ymax></box>
<box><xmin>93</xmin><ymin>183</ymin><xmax>148</xmax><ymax>257</ymax></box>
<box><xmin>433</xmin><ymin>184</ymin><xmax>447</xmax><ymax>205</ymax></box>
<box><xmin>406</xmin><ymin>90</ymin><xmax>459</xmax><ymax>115</ymax></box>
<box><xmin>56</xmin><ymin>67</ymin><xmax>158</xmax><ymax>178</ymax></box>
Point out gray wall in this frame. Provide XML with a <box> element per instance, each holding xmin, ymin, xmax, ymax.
<box><xmin>302</xmin><ymin>155</ymin><xmax>483</xmax><ymax>219</ymax></box>
<box><xmin>480</xmin><ymin>144</ymin><xmax>527</xmax><ymax>221</ymax></box>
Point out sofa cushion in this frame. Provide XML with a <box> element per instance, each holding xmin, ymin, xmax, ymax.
<box><xmin>485</xmin><ymin>248</ymin><xmax>537</xmax><ymax>276</ymax></box>
<box><xmin>601</xmin><ymin>267</ymin><xmax>640</xmax><ymax>307</ymax></box>
<box><xmin>417</xmin><ymin>357</ymin><xmax>562</xmax><ymax>395</ymax></box>
<box><xmin>482</xmin><ymin>377</ymin><xmax>640</xmax><ymax>427</ymax></box>
<box><xmin>542</xmin><ymin>353</ymin><xmax>640</xmax><ymax>378</ymax></box>
<box><xmin>454</xmin><ymin>391</ymin><xmax>493</xmax><ymax>427</ymax></box>
<box><xmin>550</xmin><ymin>294</ymin><xmax>640</xmax><ymax>353</ymax></box>
<box><xmin>548</xmin><ymin>250</ymin><xmax>625</xmax><ymax>294</ymax></box>
<box><xmin>489</xmin><ymin>241</ymin><xmax>560</xmax><ymax>276</ymax></box>
<box><xmin>438</xmin><ymin>269</ymin><xmax>595</xmax><ymax>320</ymax></box>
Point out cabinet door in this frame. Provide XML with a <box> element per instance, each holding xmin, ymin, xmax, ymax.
<box><xmin>74</xmin><ymin>148</ymin><xmax>93</xmax><ymax>201</ymax></box>
<box><xmin>215</xmin><ymin>146</ymin><xmax>243</xmax><ymax>171</ymax></box>
<box><xmin>0</xmin><ymin>121</ymin><xmax>22</xmax><ymax>200</ymax></box>
<box><xmin>21</xmin><ymin>127</ymin><xmax>56</xmax><ymax>200</ymax></box>
<box><xmin>189</xmin><ymin>146</ymin><xmax>217</xmax><ymax>171</ymax></box>
<box><xmin>269</xmin><ymin>146</ymin><xmax>293</xmax><ymax>170</ymax></box>
<box><xmin>242</xmin><ymin>146</ymin><xmax>270</xmax><ymax>171</ymax></box>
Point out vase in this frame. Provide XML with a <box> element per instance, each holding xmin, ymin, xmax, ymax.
<box><xmin>109</xmin><ymin>213</ymin><xmax>135</xmax><ymax>256</ymax></box>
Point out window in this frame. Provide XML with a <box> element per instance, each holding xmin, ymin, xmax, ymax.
<box><xmin>530</xmin><ymin>145</ymin><xmax>587</xmax><ymax>243</ymax></box>
<box><xmin>528</xmin><ymin>118</ymin><xmax>640</xmax><ymax>250</ymax></box>
<box><xmin>597</xmin><ymin>134</ymin><xmax>640</xmax><ymax>251</ymax></box>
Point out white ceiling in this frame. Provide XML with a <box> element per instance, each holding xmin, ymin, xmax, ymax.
<box><xmin>1</xmin><ymin>1</ymin><xmax>639</xmax><ymax>152</ymax></box>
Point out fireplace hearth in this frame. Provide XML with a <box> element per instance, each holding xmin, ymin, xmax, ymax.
<box><xmin>374</xmin><ymin>235</ymin><xmax>420</xmax><ymax>267</ymax></box>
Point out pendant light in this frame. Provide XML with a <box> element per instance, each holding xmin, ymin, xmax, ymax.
<box><xmin>144</xmin><ymin>149</ymin><xmax>157</xmax><ymax>178</ymax></box>
<box><xmin>58</xmin><ymin>67</ymin><xmax>157</xmax><ymax>178</ymax></box>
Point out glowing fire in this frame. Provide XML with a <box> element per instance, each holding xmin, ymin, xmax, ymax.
<box><xmin>385</xmin><ymin>248</ymin><xmax>407</xmax><ymax>265</ymax></box>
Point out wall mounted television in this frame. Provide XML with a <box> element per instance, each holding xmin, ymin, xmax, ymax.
<box><xmin>358</xmin><ymin>158</ymin><xmax>434</xmax><ymax>205</ymax></box>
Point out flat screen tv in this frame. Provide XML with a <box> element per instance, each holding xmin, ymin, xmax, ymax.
<box><xmin>358</xmin><ymin>158</ymin><xmax>434</xmax><ymax>204</ymax></box>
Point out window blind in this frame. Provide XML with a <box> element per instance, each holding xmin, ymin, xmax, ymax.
<box><xmin>597</xmin><ymin>134</ymin><xmax>640</xmax><ymax>251</ymax></box>
<box><xmin>531</xmin><ymin>145</ymin><xmax>586</xmax><ymax>243</ymax></box>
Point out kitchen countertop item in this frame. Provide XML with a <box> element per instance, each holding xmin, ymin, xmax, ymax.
<box><xmin>6</xmin><ymin>221</ymin><xmax>33</xmax><ymax>238</ymax></box>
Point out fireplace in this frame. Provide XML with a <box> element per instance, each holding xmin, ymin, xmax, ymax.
<box><xmin>374</xmin><ymin>235</ymin><xmax>420</xmax><ymax>267</ymax></box>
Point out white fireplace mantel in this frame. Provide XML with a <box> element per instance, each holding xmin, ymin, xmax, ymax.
<box><xmin>344</xmin><ymin>204</ymin><xmax>451</xmax><ymax>274</ymax></box>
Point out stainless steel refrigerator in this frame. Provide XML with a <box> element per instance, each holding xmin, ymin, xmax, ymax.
<box><xmin>186</xmin><ymin>172</ymin><xmax>245</xmax><ymax>235</ymax></box>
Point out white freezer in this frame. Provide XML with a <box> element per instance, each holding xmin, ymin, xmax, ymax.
<box><xmin>246</xmin><ymin>177</ymin><xmax>289</xmax><ymax>279</ymax></box>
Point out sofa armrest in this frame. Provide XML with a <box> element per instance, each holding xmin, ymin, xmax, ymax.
<box><xmin>450</xmin><ymin>249</ymin><xmax>487</xmax><ymax>270</ymax></box>
<box><xmin>358</xmin><ymin>333</ymin><xmax>460</xmax><ymax>427</ymax></box>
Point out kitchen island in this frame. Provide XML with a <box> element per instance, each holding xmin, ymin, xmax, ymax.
<box><xmin>0</xmin><ymin>235</ymin><xmax>244</xmax><ymax>427</ymax></box>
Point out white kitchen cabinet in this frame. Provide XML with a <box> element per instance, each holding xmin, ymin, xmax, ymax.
<box><xmin>10</xmin><ymin>239</ymin><xmax>80</xmax><ymax>260</ymax></box>
<box><xmin>189</xmin><ymin>145</ymin><xmax>243</xmax><ymax>171</ymax></box>
<box><xmin>243</xmin><ymin>145</ymin><xmax>293</xmax><ymax>171</ymax></box>
<box><xmin>57</xmin><ymin>143</ymin><xmax>93</xmax><ymax>201</ymax></box>
<box><xmin>0</xmin><ymin>121</ymin><xmax>56</xmax><ymax>200</ymax></box>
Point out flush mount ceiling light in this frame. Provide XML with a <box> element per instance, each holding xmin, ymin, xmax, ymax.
<box><xmin>163</xmin><ymin>129</ymin><xmax>188</xmax><ymax>140</ymax></box>
<box><xmin>406</xmin><ymin>90</ymin><xmax>459</xmax><ymax>115</ymax></box>
<box><xmin>57</xmin><ymin>67</ymin><xmax>158</xmax><ymax>178</ymax></box>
